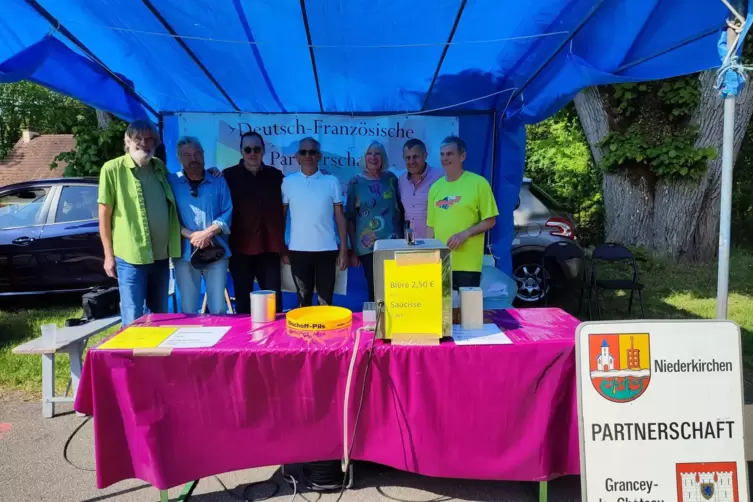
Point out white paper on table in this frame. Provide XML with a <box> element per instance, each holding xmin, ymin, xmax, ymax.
<box><xmin>281</xmin><ymin>263</ymin><xmax>347</xmax><ymax>295</ymax></box>
<box><xmin>158</xmin><ymin>327</ymin><xmax>231</xmax><ymax>348</ymax></box>
<box><xmin>452</xmin><ymin>323</ymin><xmax>513</xmax><ymax>345</ymax></box>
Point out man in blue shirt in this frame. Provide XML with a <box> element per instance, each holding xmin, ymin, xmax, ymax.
<box><xmin>169</xmin><ymin>137</ymin><xmax>233</xmax><ymax>314</ymax></box>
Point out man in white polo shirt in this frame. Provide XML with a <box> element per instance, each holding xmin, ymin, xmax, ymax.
<box><xmin>282</xmin><ymin>137</ymin><xmax>348</xmax><ymax>307</ymax></box>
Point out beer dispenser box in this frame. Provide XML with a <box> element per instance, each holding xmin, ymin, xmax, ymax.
<box><xmin>373</xmin><ymin>239</ymin><xmax>452</xmax><ymax>343</ymax></box>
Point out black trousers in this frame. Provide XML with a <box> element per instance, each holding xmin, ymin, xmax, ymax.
<box><xmin>360</xmin><ymin>253</ymin><xmax>375</xmax><ymax>303</ymax></box>
<box><xmin>452</xmin><ymin>271</ymin><xmax>481</xmax><ymax>290</ymax></box>
<box><xmin>289</xmin><ymin>250</ymin><xmax>338</xmax><ymax>307</ymax></box>
<box><xmin>229</xmin><ymin>252</ymin><xmax>283</xmax><ymax>314</ymax></box>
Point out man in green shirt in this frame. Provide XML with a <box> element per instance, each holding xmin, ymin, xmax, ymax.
<box><xmin>98</xmin><ymin>120</ymin><xmax>181</xmax><ymax>325</ymax></box>
<box><xmin>427</xmin><ymin>136</ymin><xmax>499</xmax><ymax>289</ymax></box>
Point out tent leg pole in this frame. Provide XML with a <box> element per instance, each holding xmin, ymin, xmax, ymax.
<box><xmin>716</xmin><ymin>22</ymin><xmax>740</xmax><ymax>321</ymax></box>
<box><xmin>716</xmin><ymin>95</ymin><xmax>735</xmax><ymax>320</ymax></box>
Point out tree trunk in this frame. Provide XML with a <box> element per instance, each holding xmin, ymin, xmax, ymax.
<box><xmin>574</xmin><ymin>72</ymin><xmax>753</xmax><ymax>262</ymax></box>
<box><xmin>687</xmin><ymin>72</ymin><xmax>753</xmax><ymax>261</ymax></box>
<box><xmin>574</xmin><ymin>87</ymin><xmax>655</xmax><ymax>247</ymax></box>
<box><xmin>96</xmin><ymin>110</ymin><xmax>112</xmax><ymax>129</ymax></box>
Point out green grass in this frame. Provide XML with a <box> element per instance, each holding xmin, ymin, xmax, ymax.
<box><xmin>553</xmin><ymin>247</ymin><xmax>753</xmax><ymax>388</ymax></box>
<box><xmin>2</xmin><ymin>249</ymin><xmax>753</xmax><ymax>398</ymax></box>
<box><xmin>0</xmin><ymin>295</ymin><xmax>119</xmax><ymax>398</ymax></box>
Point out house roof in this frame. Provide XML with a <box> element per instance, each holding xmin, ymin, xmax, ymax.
<box><xmin>0</xmin><ymin>134</ymin><xmax>76</xmax><ymax>188</ymax></box>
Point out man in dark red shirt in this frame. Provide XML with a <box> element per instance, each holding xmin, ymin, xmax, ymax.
<box><xmin>224</xmin><ymin>132</ymin><xmax>285</xmax><ymax>313</ymax></box>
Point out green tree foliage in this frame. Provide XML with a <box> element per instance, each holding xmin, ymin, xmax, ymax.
<box><xmin>51</xmin><ymin>118</ymin><xmax>127</xmax><ymax>177</ymax></box>
<box><xmin>526</xmin><ymin>104</ymin><xmax>603</xmax><ymax>244</ymax></box>
<box><xmin>599</xmin><ymin>78</ymin><xmax>717</xmax><ymax>180</ymax></box>
<box><xmin>0</xmin><ymin>82</ymin><xmax>94</xmax><ymax>160</ymax></box>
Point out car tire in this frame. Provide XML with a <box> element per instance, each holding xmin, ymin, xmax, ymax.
<box><xmin>511</xmin><ymin>251</ymin><xmax>550</xmax><ymax>306</ymax></box>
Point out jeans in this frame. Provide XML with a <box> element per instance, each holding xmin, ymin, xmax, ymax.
<box><xmin>289</xmin><ymin>251</ymin><xmax>338</xmax><ymax>307</ymax></box>
<box><xmin>174</xmin><ymin>258</ymin><xmax>229</xmax><ymax>314</ymax></box>
<box><xmin>115</xmin><ymin>257</ymin><xmax>170</xmax><ymax>326</ymax></box>
<box><xmin>229</xmin><ymin>253</ymin><xmax>283</xmax><ymax>314</ymax></box>
<box><xmin>452</xmin><ymin>271</ymin><xmax>482</xmax><ymax>289</ymax></box>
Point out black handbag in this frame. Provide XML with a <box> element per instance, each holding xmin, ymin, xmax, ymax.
<box><xmin>66</xmin><ymin>287</ymin><xmax>120</xmax><ymax>327</ymax></box>
<box><xmin>190</xmin><ymin>241</ymin><xmax>226</xmax><ymax>270</ymax></box>
<box><xmin>81</xmin><ymin>286</ymin><xmax>120</xmax><ymax>320</ymax></box>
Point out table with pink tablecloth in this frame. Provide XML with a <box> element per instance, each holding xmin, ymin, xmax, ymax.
<box><xmin>75</xmin><ymin>308</ymin><xmax>581</xmax><ymax>490</ymax></box>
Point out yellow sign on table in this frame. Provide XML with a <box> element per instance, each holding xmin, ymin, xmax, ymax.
<box><xmin>97</xmin><ymin>327</ymin><xmax>177</xmax><ymax>350</ymax></box>
<box><xmin>383</xmin><ymin>254</ymin><xmax>442</xmax><ymax>339</ymax></box>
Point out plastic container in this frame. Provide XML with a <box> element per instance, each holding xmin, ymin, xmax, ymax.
<box><xmin>251</xmin><ymin>290</ymin><xmax>276</xmax><ymax>323</ymax></box>
<box><xmin>41</xmin><ymin>323</ymin><xmax>57</xmax><ymax>347</ymax></box>
<box><xmin>286</xmin><ymin>306</ymin><xmax>352</xmax><ymax>331</ymax></box>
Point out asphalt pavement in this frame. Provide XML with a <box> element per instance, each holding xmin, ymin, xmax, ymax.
<box><xmin>0</xmin><ymin>399</ymin><xmax>583</xmax><ymax>502</ymax></box>
<box><xmin>5</xmin><ymin>399</ymin><xmax>752</xmax><ymax>501</ymax></box>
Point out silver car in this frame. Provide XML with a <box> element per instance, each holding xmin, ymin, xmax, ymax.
<box><xmin>511</xmin><ymin>178</ymin><xmax>584</xmax><ymax>303</ymax></box>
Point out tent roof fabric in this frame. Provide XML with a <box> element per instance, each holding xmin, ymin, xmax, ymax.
<box><xmin>0</xmin><ymin>0</ymin><xmax>735</xmax><ymax>123</ymax></box>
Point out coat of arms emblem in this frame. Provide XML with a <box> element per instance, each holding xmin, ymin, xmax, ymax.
<box><xmin>589</xmin><ymin>333</ymin><xmax>650</xmax><ymax>402</ymax></box>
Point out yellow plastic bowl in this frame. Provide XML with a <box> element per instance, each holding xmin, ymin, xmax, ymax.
<box><xmin>286</xmin><ymin>306</ymin><xmax>353</xmax><ymax>331</ymax></box>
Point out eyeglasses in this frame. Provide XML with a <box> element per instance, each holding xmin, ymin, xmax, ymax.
<box><xmin>243</xmin><ymin>146</ymin><xmax>262</xmax><ymax>154</ymax></box>
<box><xmin>298</xmin><ymin>149</ymin><xmax>319</xmax><ymax>156</ymax></box>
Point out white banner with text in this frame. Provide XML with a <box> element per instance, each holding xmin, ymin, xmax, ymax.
<box><xmin>175</xmin><ymin>113</ymin><xmax>458</xmax><ymax>195</ymax></box>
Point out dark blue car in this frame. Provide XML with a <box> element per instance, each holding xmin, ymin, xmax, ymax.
<box><xmin>0</xmin><ymin>178</ymin><xmax>115</xmax><ymax>294</ymax></box>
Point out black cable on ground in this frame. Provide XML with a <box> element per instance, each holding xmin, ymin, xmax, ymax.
<box><xmin>300</xmin><ymin>461</ymin><xmax>343</xmax><ymax>490</ymax></box>
<box><xmin>63</xmin><ymin>415</ymin><xmax>95</xmax><ymax>472</ymax></box>
<box><xmin>334</xmin><ymin>301</ymin><xmax>382</xmax><ymax>502</ymax></box>
<box><xmin>213</xmin><ymin>475</ymin><xmax>280</xmax><ymax>501</ymax></box>
<box><xmin>376</xmin><ymin>486</ymin><xmax>452</xmax><ymax>502</ymax></box>
<box><xmin>62</xmin><ymin>303</ymin><xmax>384</xmax><ymax>502</ymax></box>
<box><xmin>65</xmin><ymin>415</ymin><xmax>281</xmax><ymax>500</ymax></box>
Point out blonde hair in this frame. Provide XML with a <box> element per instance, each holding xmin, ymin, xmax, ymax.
<box><xmin>360</xmin><ymin>141</ymin><xmax>388</xmax><ymax>174</ymax></box>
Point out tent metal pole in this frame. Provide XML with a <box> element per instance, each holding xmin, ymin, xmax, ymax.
<box><xmin>716</xmin><ymin>24</ymin><xmax>740</xmax><ymax>320</ymax></box>
<box><xmin>716</xmin><ymin>96</ymin><xmax>735</xmax><ymax>319</ymax></box>
<box><xmin>486</xmin><ymin>111</ymin><xmax>499</xmax><ymax>254</ymax></box>
<box><xmin>158</xmin><ymin>115</ymin><xmax>164</xmax><ymax>145</ymax></box>
<box><xmin>504</xmin><ymin>0</ymin><xmax>605</xmax><ymax>111</ymax></box>
<box><xmin>614</xmin><ymin>25</ymin><xmax>724</xmax><ymax>74</ymax></box>
<box><xmin>160</xmin><ymin>109</ymin><xmax>495</xmax><ymax>117</ymax></box>
<box><xmin>421</xmin><ymin>0</ymin><xmax>468</xmax><ymax>111</ymax></box>
<box><xmin>299</xmin><ymin>0</ymin><xmax>324</xmax><ymax>113</ymax></box>
<box><xmin>141</xmin><ymin>0</ymin><xmax>240</xmax><ymax>112</ymax></box>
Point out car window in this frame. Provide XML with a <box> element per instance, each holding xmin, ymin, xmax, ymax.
<box><xmin>55</xmin><ymin>185</ymin><xmax>98</xmax><ymax>223</ymax></box>
<box><xmin>529</xmin><ymin>184</ymin><xmax>565</xmax><ymax>211</ymax></box>
<box><xmin>0</xmin><ymin>187</ymin><xmax>51</xmax><ymax>230</ymax></box>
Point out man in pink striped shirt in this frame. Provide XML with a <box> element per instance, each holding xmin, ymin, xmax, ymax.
<box><xmin>398</xmin><ymin>138</ymin><xmax>443</xmax><ymax>238</ymax></box>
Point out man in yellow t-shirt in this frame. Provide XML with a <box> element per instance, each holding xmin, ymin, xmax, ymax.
<box><xmin>427</xmin><ymin>136</ymin><xmax>499</xmax><ymax>289</ymax></box>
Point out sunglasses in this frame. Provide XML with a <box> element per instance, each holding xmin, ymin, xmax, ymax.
<box><xmin>190</xmin><ymin>185</ymin><xmax>199</xmax><ymax>198</ymax></box>
<box><xmin>298</xmin><ymin>149</ymin><xmax>319</xmax><ymax>156</ymax></box>
<box><xmin>243</xmin><ymin>146</ymin><xmax>262</xmax><ymax>154</ymax></box>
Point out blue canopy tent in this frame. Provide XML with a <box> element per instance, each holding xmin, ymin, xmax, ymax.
<box><xmin>0</xmin><ymin>0</ymin><xmax>745</xmax><ymax>310</ymax></box>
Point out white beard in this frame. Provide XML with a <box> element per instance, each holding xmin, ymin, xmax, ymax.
<box><xmin>130</xmin><ymin>149</ymin><xmax>154</xmax><ymax>167</ymax></box>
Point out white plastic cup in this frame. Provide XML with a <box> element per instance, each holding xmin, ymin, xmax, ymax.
<box><xmin>41</xmin><ymin>323</ymin><xmax>57</xmax><ymax>347</ymax></box>
<box><xmin>251</xmin><ymin>290</ymin><xmax>276</xmax><ymax>323</ymax></box>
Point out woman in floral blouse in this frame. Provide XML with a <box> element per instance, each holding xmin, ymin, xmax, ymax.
<box><xmin>345</xmin><ymin>141</ymin><xmax>404</xmax><ymax>302</ymax></box>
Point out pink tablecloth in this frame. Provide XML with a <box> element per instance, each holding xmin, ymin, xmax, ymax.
<box><xmin>75</xmin><ymin>308</ymin><xmax>581</xmax><ymax>490</ymax></box>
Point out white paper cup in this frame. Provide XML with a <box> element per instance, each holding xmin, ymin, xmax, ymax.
<box><xmin>251</xmin><ymin>290</ymin><xmax>276</xmax><ymax>323</ymax></box>
<box><xmin>41</xmin><ymin>323</ymin><xmax>57</xmax><ymax>347</ymax></box>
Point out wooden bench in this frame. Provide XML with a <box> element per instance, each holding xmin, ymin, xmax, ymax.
<box><xmin>12</xmin><ymin>316</ymin><xmax>121</xmax><ymax>418</ymax></box>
